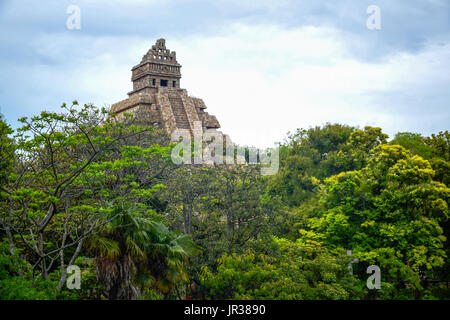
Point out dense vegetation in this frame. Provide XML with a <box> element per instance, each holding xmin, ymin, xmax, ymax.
<box><xmin>0</xmin><ymin>103</ymin><xmax>449</xmax><ymax>300</ymax></box>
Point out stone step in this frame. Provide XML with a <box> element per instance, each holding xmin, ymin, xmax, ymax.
<box><xmin>168</xmin><ymin>95</ymin><xmax>191</xmax><ymax>130</ymax></box>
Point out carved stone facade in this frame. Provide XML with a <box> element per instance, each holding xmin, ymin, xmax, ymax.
<box><xmin>110</xmin><ymin>39</ymin><xmax>221</xmax><ymax>136</ymax></box>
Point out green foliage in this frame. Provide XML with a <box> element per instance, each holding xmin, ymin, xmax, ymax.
<box><xmin>344</xmin><ymin>126</ymin><xmax>388</xmax><ymax>170</ymax></box>
<box><xmin>269</xmin><ymin>123</ymin><xmax>355</xmax><ymax>206</ymax></box>
<box><xmin>0</xmin><ymin>239</ymin><xmax>103</xmax><ymax>300</ymax></box>
<box><xmin>0</xmin><ymin>114</ymin><xmax>14</xmax><ymax>185</ymax></box>
<box><xmin>390</xmin><ymin>132</ymin><xmax>434</xmax><ymax>160</ymax></box>
<box><xmin>302</xmin><ymin>144</ymin><xmax>449</xmax><ymax>298</ymax></box>
<box><xmin>200</xmin><ymin>237</ymin><xmax>364</xmax><ymax>300</ymax></box>
<box><xmin>86</xmin><ymin>207</ymin><xmax>200</xmax><ymax>299</ymax></box>
<box><xmin>269</xmin><ymin>124</ymin><xmax>388</xmax><ymax>206</ymax></box>
<box><xmin>0</xmin><ymin>240</ymin><xmax>56</xmax><ymax>299</ymax></box>
<box><xmin>424</xmin><ymin>131</ymin><xmax>450</xmax><ymax>161</ymax></box>
<box><xmin>1</xmin><ymin>104</ymin><xmax>448</xmax><ymax>300</ymax></box>
<box><xmin>0</xmin><ymin>276</ymin><xmax>57</xmax><ymax>300</ymax></box>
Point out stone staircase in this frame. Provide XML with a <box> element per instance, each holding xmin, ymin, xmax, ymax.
<box><xmin>168</xmin><ymin>94</ymin><xmax>191</xmax><ymax>130</ymax></box>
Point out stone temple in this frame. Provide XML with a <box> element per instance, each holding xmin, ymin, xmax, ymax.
<box><xmin>111</xmin><ymin>38</ymin><xmax>222</xmax><ymax>136</ymax></box>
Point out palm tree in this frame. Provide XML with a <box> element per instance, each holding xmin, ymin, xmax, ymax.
<box><xmin>85</xmin><ymin>207</ymin><xmax>199</xmax><ymax>300</ymax></box>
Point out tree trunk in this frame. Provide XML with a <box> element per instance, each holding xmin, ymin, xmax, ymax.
<box><xmin>38</xmin><ymin>232</ymin><xmax>48</xmax><ymax>279</ymax></box>
<box><xmin>182</xmin><ymin>196</ymin><xmax>192</xmax><ymax>234</ymax></box>
<box><xmin>56</xmin><ymin>239</ymin><xmax>84</xmax><ymax>292</ymax></box>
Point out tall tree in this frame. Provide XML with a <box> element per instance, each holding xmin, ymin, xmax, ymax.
<box><xmin>0</xmin><ymin>103</ymin><xmax>171</xmax><ymax>291</ymax></box>
<box><xmin>304</xmin><ymin>145</ymin><xmax>449</xmax><ymax>298</ymax></box>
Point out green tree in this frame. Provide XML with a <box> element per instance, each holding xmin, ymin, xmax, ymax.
<box><xmin>0</xmin><ymin>114</ymin><xmax>14</xmax><ymax>186</ymax></box>
<box><xmin>86</xmin><ymin>208</ymin><xmax>199</xmax><ymax>299</ymax></box>
<box><xmin>390</xmin><ymin>132</ymin><xmax>434</xmax><ymax>160</ymax></box>
<box><xmin>0</xmin><ymin>103</ymin><xmax>175</xmax><ymax>294</ymax></box>
<box><xmin>343</xmin><ymin>126</ymin><xmax>388</xmax><ymax>170</ymax></box>
<box><xmin>200</xmin><ymin>237</ymin><xmax>364</xmax><ymax>300</ymax></box>
<box><xmin>269</xmin><ymin>123</ymin><xmax>355</xmax><ymax>206</ymax></box>
<box><xmin>305</xmin><ymin>145</ymin><xmax>449</xmax><ymax>298</ymax></box>
<box><xmin>424</xmin><ymin>131</ymin><xmax>450</xmax><ymax>161</ymax></box>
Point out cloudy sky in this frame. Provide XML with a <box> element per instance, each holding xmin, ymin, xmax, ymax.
<box><xmin>0</xmin><ymin>0</ymin><xmax>449</xmax><ymax>148</ymax></box>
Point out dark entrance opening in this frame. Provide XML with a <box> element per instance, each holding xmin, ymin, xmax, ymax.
<box><xmin>160</xmin><ymin>80</ymin><xmax>168</xmax><ymax>87</ymax></box>
<box><xmin>172</xmin><ymin>81</ymin><xmax>176</xmax><ymax>87</ymax></box>
<box><xmin>152</xmin><ymin>79</ymin><xmax>156</xmax><ymax>86</ymax></box>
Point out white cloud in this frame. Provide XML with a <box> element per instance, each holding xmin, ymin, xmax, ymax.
<box><xmin>3</xmin><ymin>22</ymin><xmax>449</xmax><ymax>148</ymax></box>
<box><xmin>169</xmin><ymin>24</ymin><xmax>450</xmax><ymax>147</ymax></box>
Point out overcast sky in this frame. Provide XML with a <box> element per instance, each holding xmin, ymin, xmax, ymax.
<box><xmin>0</xmin><ymin>0</ymin><xmax>449</xmax><ymax>148</ymax></box>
